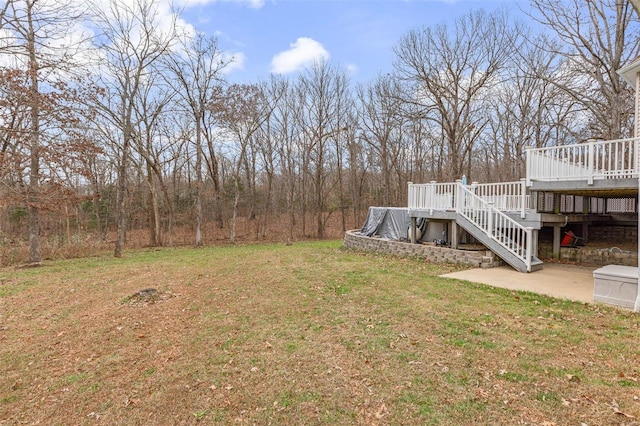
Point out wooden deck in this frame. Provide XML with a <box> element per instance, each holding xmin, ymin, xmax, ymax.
<box><xmin>407</xmin><ymin>137</ymin><xmax>639</xmax><ymax>273</ymax></box>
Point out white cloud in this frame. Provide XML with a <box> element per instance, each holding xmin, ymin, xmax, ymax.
<box><xmin>223</xmin><ymin>51</ymin><xmax>246</xmax><ymax>73</ymax></box>
<box><xmin>270</xmin><ymin>37</ymin><xmax>330</xmax><ymax>74</ymax></box>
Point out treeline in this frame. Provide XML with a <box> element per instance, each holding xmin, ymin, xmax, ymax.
<box><xmin>0</xmin><ymin>0</ymin><xmax>638</xmax><ymax>263</ymax></box>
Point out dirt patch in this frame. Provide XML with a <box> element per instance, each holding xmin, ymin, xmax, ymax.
<box><xmin>121</xmin><ymin>288</ymin><xmax>176</xmax><ymax>306</ymax></box>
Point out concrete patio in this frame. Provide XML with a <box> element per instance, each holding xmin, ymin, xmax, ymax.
<box><xmin>440</xmin><ymin>263</ymin><xmax>598</xmax><ymax>304</ymax></box>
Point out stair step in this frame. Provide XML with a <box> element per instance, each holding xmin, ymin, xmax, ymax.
<box><xmin>529</xmin><ymin>258</ymin><xmax>544</xmax><ymax>272</ymax></box>
<box><xmin>457</xmin><ymin>213</ymin><xmax>541</xmax><ymax>273</ymax></box>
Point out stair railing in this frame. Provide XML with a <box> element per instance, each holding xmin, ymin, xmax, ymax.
<box><xmin>457</xmin><ymin>183</ymin><xmax>534</xmax><ymax>272</ymax></box>
<box><xmin>470</xmin><ymin>180</ymin><xmax>528</xmax><ymax>218</ymax></box>
<box><xmin>409</xmin><ymin>180</ymin><xmax>528</xmax><ymax>215</ymax></box>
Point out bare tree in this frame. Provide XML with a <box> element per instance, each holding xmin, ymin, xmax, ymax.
<box><xmin>131</xmin><ymin>70</ymin><xmax>175</xmax><ymax>246</ymax></box>
<box><xmin>0</xmin><ymin>0</ymin><xmax>90</xmax><ymax>264</ymax></box>
<box><xmin>210</xmin><ymin>84</ymin><xmax>272</xmax><ymax>242</ymax></box>
<box><xmin>89</xmin><ymin>0</ymin><xmax>178</xmax><ymax>257</ymax></box>
<box><xmin>528</xmin><ymin>0</ymin><xmax>639</xmax><ymax>139</ymax></box>
<box><xmin>393</xmin><ymin>9</ymin><xmax>517</xmax><ymax>181</ymax></box>
<box><xmin>164</xmin><ymin>33</ymin><xmax>228</xmax><ymax>246</ymax></box>
<box><xmin>250</xmin><ymin>78</ymin><xmax>288</xmax><ymax>239</ymax></box>
<box><xmin>478</xmin><ymin>33</ymin><xmax>579</xmax><ymax>181</ymax></box>
<box><xmin>266</xmin><ymin>76</ymin><xmax>300</xmax><ymax>242</ymax></box>
<box><xmin>295</xmin><ymin>61</ymin><xmax>351</xmax><ymax>238</ymax></box>
<box><xmin>356</xmin><ymin>74</ymin><xmax>407</xmax><ymax>205</ymax></box>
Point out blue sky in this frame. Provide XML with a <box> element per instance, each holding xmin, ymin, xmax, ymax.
<box><xmin>179</xmin><ymin>0</ymin><xmax>531</xmax><ymax>84</ymax></box>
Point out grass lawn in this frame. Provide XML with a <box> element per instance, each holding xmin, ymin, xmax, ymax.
<box><xmin>1</xmin><ymin>240</ymin><xmax>639</xmax><ymax>425</ymax></box>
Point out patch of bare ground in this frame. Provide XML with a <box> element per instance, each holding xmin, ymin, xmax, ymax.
<box><xmin>1</xmin><ymin>241</ymin><xmax>639</xmax><ymax>425</ymax></box>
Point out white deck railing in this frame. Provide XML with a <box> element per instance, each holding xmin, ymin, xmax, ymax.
<box><xmin>408</xmin><ymin>181</ymin><xmax>533</xmax><ymax>271</ymax></box>
<box><xmin>408</xmin><ymin>182</ymin><xmax>457</xmax><ymax>213</ymax></box>
<box><xmin>472</xmin><ymin>181</ymin><xmax>529</xmax><ymax>218</ymax></box>
<box><xmin>526</xmin><ymin>138</ymin><xmax>640</xmax><ymax>185</ymax></box>
<box><xmin>408</xmin><ymin>180</ymin><xmax>529</xmax><ymax>217</ymax></box>
<box><xmin>458</xmin><ymin>185</ymin><xmax>533</xmax><ymax>271</ymax></box>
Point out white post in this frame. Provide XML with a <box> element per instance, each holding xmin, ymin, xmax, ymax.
<box><xmin>525</xmin><ymin>227</ymin><xmax>533</xmax><ymax>272</ymax></box>
<box><xmin>525</xmin><ymin>146</ymin><xmax>533</xmax><ymax>186</ymax></box>
<box><xmin>455</xmin><ymin>180</ymin><xmax>462</xmax><ymax>213</ymax></box>
<box><xmin>429</xmin><ymin>181</ymin><xmax>436</xmax><ymax>214</ymax></box>
<box><xmin>520</xmin><ymin>178</ymin><xmax>526</xmax><ymax>219</ymax></box>
<box><xmin>487</xmin><ymin>202</ymin><xmax>494</xmax><ymax>238</ymax></box>
<box><xmin>587</xmin><ymin>140</ymin><xmax>595</xmax><ymax>185</ymax></box>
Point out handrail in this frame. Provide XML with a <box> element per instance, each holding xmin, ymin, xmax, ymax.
<box><xmin>471</xmin><ymin>180</ymin><xmax>528</xmax><ymax>218</ymax></box>
<box><xmin>457</xmin><ymin>184</ymin><xmax>533</xmax><ymax>271</ymax></box>
<box><xmin>407</xmin><ymin>181</ymin><xmax>533</xmax><ymax>271</ymax></box>
<box><xmin>526</xmin><ymin>137</ymin><xmax>640</xmax><ymax>185</ymax></box>
<box><xmin>408</xmin><ymin>180</ymin><xmax>528</xmax><ymax>217</ymax></box>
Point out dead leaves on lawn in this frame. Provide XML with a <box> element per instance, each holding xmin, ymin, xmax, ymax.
<box><xmin>609</xmin><ymin>399</ymin><xmax>636</xmax><ymax>419</ymax></box>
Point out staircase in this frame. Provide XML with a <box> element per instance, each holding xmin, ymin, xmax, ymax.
<box><xmin>407</xmin><ymin>137</ymin><xmax>640</xmax><ymax>273</ymax></box>
<box><xmin>455</xmin><ymin>185</ymin><xmax>542</xmax><ymax>272</ymax></box>
<box><xmin>408</xmin><ymin>181</ymin><xmax>541</xmax><ymax>272</ymax></box>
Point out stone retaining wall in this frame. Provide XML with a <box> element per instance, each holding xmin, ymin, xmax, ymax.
<box><xmin>539</xmin><ymin>246</ymin><xmax>638</xmax><ymax>267</ymax></box>
<box><xmin>343</xmin><ymin>230</ymin><xmax>504</xmax><ymax>269</ymax></box>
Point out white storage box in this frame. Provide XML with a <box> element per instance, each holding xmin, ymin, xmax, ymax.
<box><xmin>593</xmin><ymin>265</ymin><xmax>638</xmax><ymax>309</ymax></box>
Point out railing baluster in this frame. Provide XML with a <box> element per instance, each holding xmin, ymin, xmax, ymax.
<box><xmin>587</xmin><ymin>142</ymin><xmax>594</xmax><ymax>184</ymax></box>
<box><xmin>527</xmin><ymin>137</ymin><xmax>640</xmax><ymax>182</ymax></box>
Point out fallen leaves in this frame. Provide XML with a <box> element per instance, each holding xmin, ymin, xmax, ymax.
<box><xmin>565</xmin><ymin>374</ymin><xmax>581</xmax><ymax>383</ymax></box>
<box><xmin>609</xmin><ymin>400</ymin><xmax>636</xmax><ymax>418</ymax></box>
<box><xmin>374</xmin><ymin>402</ymin><xmax>389</xmax><ymax>420</ymax></box>
<box><xmin>3</xmin><ymin>243</ymin><xmax>640</xmax><ymax>425</ymax></box>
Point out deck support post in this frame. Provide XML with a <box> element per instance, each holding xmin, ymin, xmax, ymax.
<box><xmin>553</xmin><ymin>225</ymin><xmax>562</xmax><ymax>259</ymax></box>
<box><xmin>410</xmin><ymin>217</ymin><xmax>417</xmax><ymax>244</ymax></box>
<box><xmin>553</xmin><ymin>193</ymin><xmax>561</xmax><ymax>214</ymax></box>
<box><xmin>451</xmin><ymin>220</ymin><xmax>458</xmax><ymax>249</ymax></box>
<box><xmin>532</xmin><ymin>229</ymin><xmax>539</xmax><ymax>257</ymax></box>
<box><xmin>583</xmin><ymin>196</ymin><xmax>590</xmax><ymax>214</ymax></box>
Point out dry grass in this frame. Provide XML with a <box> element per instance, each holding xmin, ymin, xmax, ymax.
<box><xmin>1</xmin><ymin>241</ymin><xmax>639</xmax><ymax>425</ymax></box>
<box><xmin>0</xmin><ymin>213</ymin><xmax>356</xmax><ymax>267</ymax></box>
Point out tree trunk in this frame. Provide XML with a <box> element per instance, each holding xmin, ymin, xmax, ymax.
<box><xmin>65</xmin><ymin>204</ymin><xmax>71</xmax><ymax>244</ymax></box>
<box><xmin>230</xmin><ymin>180</ymin><xmax>240</xmax><ymax>243</ymax></box>
<box><xmin>93</xmin><ymin>192</ymin><xmax>103</xmax><ymax>241</ymax></box>
<box><xmin>315</xmin><ymin>160</ymin><xmax>324</xmax><ymax>239</ymax></box>
<box><xmin>26</xmin><ymin>2</ymin><xmax>41</xmax><ymax>264</ymax></box>
<box><xmin>195</xmin><ymin>122</ymin><xmax>203</xmax><ymax>246</ymax></box>
<box><xmin>314</xmin><ymin>139</ymin><xmax>325</xmax><ymax>239</ymax></box>
<box><xmin>114</xmin><ymin>139</ymin><xmax>129</xmax><ymax>258</ymax></box>
<box><xmin>261</xmin><ymin>172</ymin><xmax>273</xmax><ymax>239</ymax></box>
<box><xmin>146</xmin><ymin>162</ymin><xmax>160</xmax><ymax>247</ymax></box>
<box><xmin>206</xmin><ymin>138</ymin><xmax>224</xmax><ymax>229</ymax></box>
<box><xmin>195</xmin><ymin>192</ymin><xmax>203</xmax><ymax>246</ymax></box>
